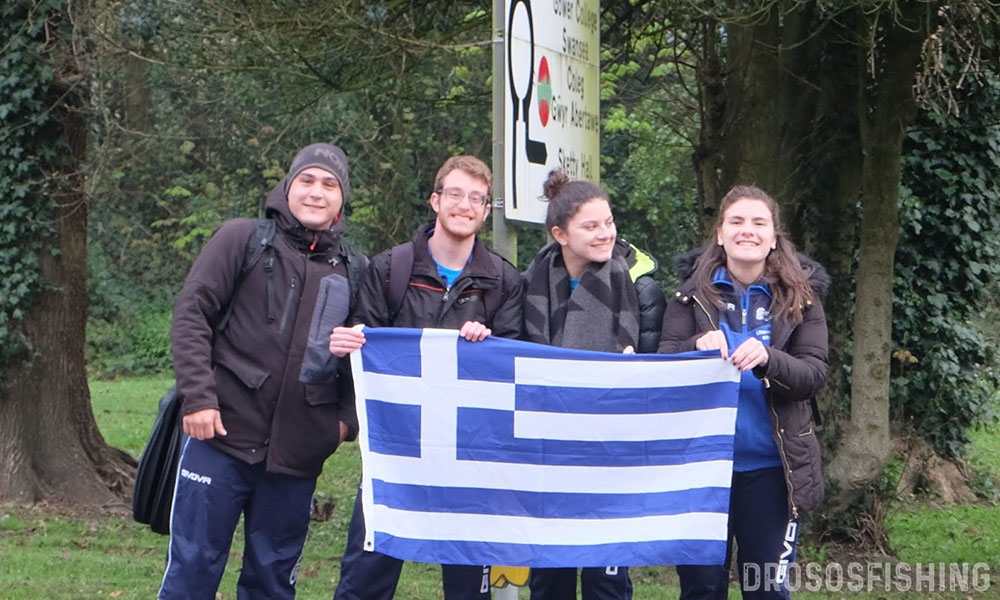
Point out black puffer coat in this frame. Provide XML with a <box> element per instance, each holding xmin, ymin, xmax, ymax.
<box><xmin>657</xmin><ymin>250</ymin><xmax>829</xmax><ymax>516</ymax></box>
<box><xmin>618</xmin><ymin>240</ymin><xmax>667</xmax><ymax>354</ymax></box>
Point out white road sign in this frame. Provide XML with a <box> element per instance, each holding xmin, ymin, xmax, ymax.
<box><xmin>502</xmin><ymin>0</ymin><xmax>600</xmax><ymax>224</ymax></box>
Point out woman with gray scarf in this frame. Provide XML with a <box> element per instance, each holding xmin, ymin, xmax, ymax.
<box><xmin>521</xmin><ymin>170</ymin><xmax>666</xmax><ymax>600</ymax></box>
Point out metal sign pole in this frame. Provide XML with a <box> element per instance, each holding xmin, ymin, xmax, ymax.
<box><xmin>492</xmin><ymin>8</ymin><xmax>522</xmax><ymax>600</ymax></box>
<box><xmin>492</xmin><ymin>0</ymin><xmax>517</xmax><ymax>266</ymax></box>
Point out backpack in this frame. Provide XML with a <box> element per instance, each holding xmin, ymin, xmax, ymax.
<box><xmin>215</xmin><ymin>218</ymin><xmax>365</xmax><ymax>329</ymax></box>
<box><xmin>133</xmin><ymin>218</ymin><xmax>364</xmax><ymax>534</ymax></box>
<box><xmin>132</xmin><ymin>385</ymin><xmax>182</xmax><ymax>534</ymax></box>
<box><xmin>386</xmin><ymin>241</ymin><xmax>505</xmax><ymax>325</ymax></box>
<box><xmin>217</xmin><ymin>218</ymin><xmax>278</xmax><ymax>330</ymax></box>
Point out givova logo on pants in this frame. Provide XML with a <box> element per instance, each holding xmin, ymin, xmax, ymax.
<box><xmin>180</xmin><ymin>468</ymin><xmax>212</xmax><ymax>485</ymax></box>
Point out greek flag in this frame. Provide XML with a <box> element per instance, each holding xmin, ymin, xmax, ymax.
<box><xmin>350</xmin><ymin>327</ymin><xmax>740</xmax><ymax>568</ymax></box>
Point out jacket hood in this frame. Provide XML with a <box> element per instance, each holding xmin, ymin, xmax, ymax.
<box><xmin>265</xmin><ymin>177</ymin><xmax>343</xmax><ymax>256</ymax></box>
<box><xmin>616</xmin><ymin>240</ymin><xmax>658</xmax><ymax>283</ymax></box>
<box><xmin>674</xmin><ymin>245</ymin><xmax>831</xmax><ymax>299</ymax></box>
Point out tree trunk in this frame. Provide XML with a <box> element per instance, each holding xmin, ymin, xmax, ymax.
<box><xmin>722</xmin><ymin>4</ymin><xmax>782</xmax><ymax>194</ymax></box>
<box><xmin>798</xmin><ymin>13</ymin><xmax>865</xmax><ymax>434</ymax></box>
<box><xmin>824</xmin><ymin>2</ymin><xmax>934</xmax><ymax>508</ymax></box>
<box><xmin>0</xmin><ymin>0</ymin><xmax>134</xmax><ymax>508</ymax></box>
<box><xmin>693</xmin><ymin>20</ymin><xmax>725</xmax><ymax>231</ymax></box>
<box><xmin>693</xmin><ymin>1</ymin><xmax>940</xmax><ymax>508</ymax></box>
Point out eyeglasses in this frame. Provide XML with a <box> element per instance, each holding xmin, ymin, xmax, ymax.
<box><xmin>437</xmin><ymin>187</ymin><xmax>490</xmax><ymax>208</ymax></box>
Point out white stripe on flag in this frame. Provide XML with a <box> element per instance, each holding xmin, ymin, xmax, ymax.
<box><xmin>514</xmin><ymin>355</ymin><xmax>739</xmax><ymax>387</ymax></box>
<box><xmin>514</xmin><ymin>407</ymin><xmax>737</xmax><ymax>441</ymax></box>
<box><xmin>365</xmin><ymin>454</ymin><xmax>734</xmax><ymax>494</ymax></box>
<box><xmin>362</xmin><ymin>371</ymin><xmax>515</xmax><ymax>409</ymax></box>
<box><xmin>418</xmin><ymin>332</ymin><xmax>462</xmax><ymax>466</ymax></box>
<box><xmin>371</xmin><ymin>504</ymin><xmax>729</xmax><ymax>545</ymax></box>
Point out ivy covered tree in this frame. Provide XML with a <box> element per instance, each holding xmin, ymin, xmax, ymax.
<box><xmin>893</xmin><ymin>69</ymin><xmax>1000</xmax><ymax>457</ymax></box>
<box><xmin>0</xmin><ymin>0</ymin><xmax>133</xmax><ymax>505</ymax></box>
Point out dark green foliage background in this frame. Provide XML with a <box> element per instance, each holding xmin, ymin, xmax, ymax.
<box><xmin>893</xmin><ymin>72</ymin><xmax>1000</xmax><ymax>456</ymax></box>
<box><xmin>85</xmin><ymin>2</ymin><xmax>499</xmax><ymax>374</ymax></box>
<box><xmin>4</xmin><ymin>0</ymin><xmax>998</xmax><ymax>460</ymax></box>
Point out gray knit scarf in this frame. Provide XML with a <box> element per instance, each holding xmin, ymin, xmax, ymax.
<box><xmin>523</xmin><ymin>242</ymin><xmax>639</xmax><ymax>352</ymax></box>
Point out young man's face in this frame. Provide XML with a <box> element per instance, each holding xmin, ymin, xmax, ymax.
<box><xmin>429</xmin><ymin>169</ymin><xmax>490</xmax><ymax>241</ymax></box>
<box><xmin>287</xmin><ymin>167</ymin><xmax>344</xmax><ymax>231</ymax></box>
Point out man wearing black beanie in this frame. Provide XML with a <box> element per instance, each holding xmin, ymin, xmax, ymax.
<box><xmin>160</xmin><ymin>143</ymin><xmax>367</xmax><ymax>599</ymax></box>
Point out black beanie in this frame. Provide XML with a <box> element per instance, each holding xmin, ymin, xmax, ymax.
<box><xmin>284</xmin><ymin>143</ymin><xmax>351</xmax><ymax>203</ymax></box>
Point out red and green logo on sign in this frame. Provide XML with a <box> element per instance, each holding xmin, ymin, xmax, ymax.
<box><xmin>537</xmin><ymin>56</ymin><xmax>551</xmax><ymax>127</ymax></box>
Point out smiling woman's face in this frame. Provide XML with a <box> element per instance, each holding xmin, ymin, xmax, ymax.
<box><xmin>717</xmin><ymin>198</ymin><xmax>776</xmax><ymax>271</ymax></box>
<box><xmin>552</xmin><ymin>198</ymin><xmax>616</xmax><ymax>268</ymax></box>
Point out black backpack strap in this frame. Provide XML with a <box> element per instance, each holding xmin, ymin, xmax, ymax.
<box><xmin>339</xmin><ymin>241</ymin><xmax>368</xmax><ymax>311</ymax></box>
<box><xmin>217</xmin><ymin>218</ymin><xmax>276</xmax><ymax>331</ymax></box>
<box><xmin>483</xmin><ymin>252</ymin><xmax>506</xmax><ymax>326</ymax></box>
<box><xmin>387</xmin><ymin>242</ymin><xmax>414</xmax><ymax>324</ymax></box>
<box><xmin>810</xmin><ymin>396</ymin><xmax>823</xmax><ymax>427</ymax></box>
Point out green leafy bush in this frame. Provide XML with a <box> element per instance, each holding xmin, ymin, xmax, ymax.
<box><xmin>87</xmin><ymin>306</ymin><xmax>174</xmax><ymax>378</ymax></box>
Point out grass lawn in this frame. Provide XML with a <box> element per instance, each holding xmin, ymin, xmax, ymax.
<box><xmin>883</xmin><ymin>419</ymin><xmax>1000</xmax><ymax>576</ymax></box>
<box><xmin>0</xmin><ymin>377</ymin><xmax>997</xmax><ymax>598</ymax></box>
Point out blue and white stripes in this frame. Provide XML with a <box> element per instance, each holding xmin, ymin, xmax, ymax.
<box><xmin>351</xmin><ymin>327</ymin><xmax>740</xmax><ymax>568</ymax></box>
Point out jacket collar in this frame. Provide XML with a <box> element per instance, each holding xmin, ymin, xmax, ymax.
<box><xmin>711</xmin><ymin>267</ymin><xmax>772</xmax><ymax>298</ymax></box>
<box><xmin>411</xmin><ymin>221</ymin><xmax>500</xmax><ymax>282</ymax></box>
<box><xmin>677</xmin><ymin>246</ymin><xmax>830</xmax><ymax>299</ymax></box>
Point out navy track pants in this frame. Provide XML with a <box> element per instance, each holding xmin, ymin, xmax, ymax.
<box><xmin>529</xmin><ymin>566</ymin><xmax>632</xmax><ymax>600</ymax></box>
<box><xmin>677</xmin><ymin>466</ymin><xmax>796</xmax><ymax>600</ymax></box>
<box><xmin>158</xmin><ymin>438</ymin><xmax>316</xmax><ymax>600</ymax></box>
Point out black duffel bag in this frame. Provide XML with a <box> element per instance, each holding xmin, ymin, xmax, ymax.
<box><xmin>133</xmin><ymin>385</ymin><xmax>184</xmax><ymax>535</ymax></box>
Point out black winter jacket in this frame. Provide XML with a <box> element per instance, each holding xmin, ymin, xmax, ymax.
<box><xmin>350</xmin><ymin>222</ymin><xmax>524</xmax><ymax>337</ymax></box>
<box><xmin>171</xmin><ymin>180</ymin><xmax>367</xmax><ymax>478</ymax></box>
<box><xmin>619</xmin><ymin>240</ymin><xmax>667</xmax><ymax>354</ymax></box>
<box><xmin>657</xmin><ymin>250</ymin><xmax>830</xmax><ymax>516</ymax></box>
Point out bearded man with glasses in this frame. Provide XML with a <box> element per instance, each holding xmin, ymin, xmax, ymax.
<box><xmin>328</xmin><ymin>155</ymin><xmax>524</xmax><ymax>600</ymax></box>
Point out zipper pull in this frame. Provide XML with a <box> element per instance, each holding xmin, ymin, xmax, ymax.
<box><xmin>742</xmin><ymin>308</ymin><xmax>747</xmax><ymax>328</ymax></box>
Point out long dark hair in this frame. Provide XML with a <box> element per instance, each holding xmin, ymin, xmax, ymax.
<box><xmin>691</xmin><ymin>185</ymin><xmax>814</xmax><ymax>324</ymax></box>
<box><xmin>542</xmin><ymin>170</ymin><xmax>610</xmax><ymax>231</ymax></box>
